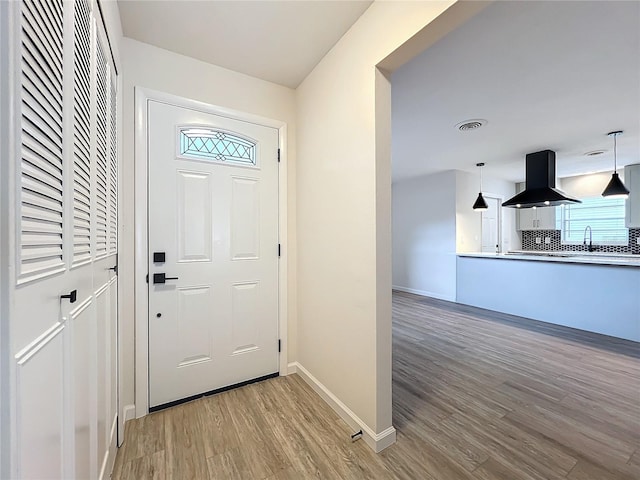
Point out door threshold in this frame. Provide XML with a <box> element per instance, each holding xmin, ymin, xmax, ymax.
<box><xmin>149</xmin><ymin>372</ymin><xmax>279</xmax><ymax>413</ymax></box>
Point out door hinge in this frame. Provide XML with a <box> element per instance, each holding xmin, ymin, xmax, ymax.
<box><xmin>278</xmin><ymin>244</ymin><xmax>281</xmax><ymax>257</ymax></box>
<box><xmin>146</xmin><ymin>274</ymin><xmax>149</xmax><ymax>284</ymax></box>
<box><xmin>278</xmin><ymin>339</ymin><xmax>281</xmax><ymax>352</ymax></box>
<box><xmin>277</xmin><ymin>148</ymin><xmax>280</xmax><ymax>162</ymax></box>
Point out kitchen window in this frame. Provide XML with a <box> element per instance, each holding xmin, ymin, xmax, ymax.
<box><xmin>560</xmin><ymin>197</ymin><xmax>628</xmax><ymax>245</ymax></box>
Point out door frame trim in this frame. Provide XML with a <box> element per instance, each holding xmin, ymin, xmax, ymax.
<box><xmin>133</xmin><ymin>87</ymin><xmax>288</xmax><ymax>417</ymax></box>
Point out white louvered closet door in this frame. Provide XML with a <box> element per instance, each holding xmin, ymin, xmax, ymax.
<box><xmin>8</xmin><ymin>0</ymin><xmax>119</xmax><ymax>479</ymax></box>
<box><xmin>92</xmin><ymin>22</ymin><xmax>119</xmax><ymax>480</ymax></box>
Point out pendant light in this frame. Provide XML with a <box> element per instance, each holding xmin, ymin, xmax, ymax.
<box><xmin>602</xmin><ymin>130</ymin><xmax>629</xmax><ymax>199</ymax></box>
<box><xmin>473</xmin><ymin>162</ymin><xmax>489</xmax><ymax>211</ymax></box>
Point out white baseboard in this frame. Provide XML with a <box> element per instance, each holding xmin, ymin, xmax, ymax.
<box><xmin>106</xmin><ymin>415</ymin><xmax>118</xmax><ymax>478</ymax></box>
<box><xmin>291</xmin><ymin>362</ymin><xmax>396</xmax><ymax>453</ymax></box>
<box><xmin>98</xmin><ymin>448</ymin><xmax>110</xmax><ymax>480</ymax></box>
<box><xmin>118</xmin><ymin>404</ymin><xmax>136</xmax><ymax>447</ymax></box>
<box><xmin>123</xmin><ymin>404</ymin><xmax>136</xmax><ymax>423</ymax></box>
<box><xmin>286</xmin><ymin>361</ymin><xmax>298</xmax><ymax>375</ymax></box>
<box><xmin>392</xmin><ymin>285</ymin><xmax>455</xmax><ymax>302</ymax></box>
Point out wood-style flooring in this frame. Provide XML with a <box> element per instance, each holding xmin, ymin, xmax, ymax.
<box><xmin>113</xmin><ymin>291</ymin><xmax>640</xmax><ymax>479</ymax></box>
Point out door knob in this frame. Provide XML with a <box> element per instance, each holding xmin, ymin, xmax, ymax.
<box><xmin>153</xmin><ymin>273</ymin><xmax>179</xmax><ymax>284</ymax></box>
<box><xmin>61</xmin><ymin>290</ymin><xmax>77</xmax><ymax>303</ymax></box>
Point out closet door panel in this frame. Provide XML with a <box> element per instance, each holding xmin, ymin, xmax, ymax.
<box><xmin>9</xmin><ymin>0</ymin><xmax>119</xmax><ymax>478</ymax></box>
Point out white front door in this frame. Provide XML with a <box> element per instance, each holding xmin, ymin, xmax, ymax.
<box><xmin>148</xmin><ymin>100</ymin><xmax>279</xmax><ymax>409</ymax></box>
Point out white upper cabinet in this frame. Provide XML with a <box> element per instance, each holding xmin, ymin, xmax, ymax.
<box><xmin>536</xmin><ymin>205</ymin><xmax>557</xmax><ymax>230</ymax></box>
<box><xmin>517</xmin><ymin>207</ymin><xmax>556</xmax><ymax>230</ymax></box>
<box><xmin>515</xmin><ymin>182</ymin><xmax>557</xmax><ymax>230</ymax></box>
<box><xmin>625</xmin><ymin>164</ymin><xmax>640</xmax><ymax>228</ymax></box>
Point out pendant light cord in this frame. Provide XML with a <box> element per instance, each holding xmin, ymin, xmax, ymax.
<box><xmin>476</xmin><ymin>162</ymin><xmax>485</xmax><ymax>191</ymax></box>
<box><xmin>613</xmin><ymin>133</ymin><xmax>618</xmax><ymax>172</ymax></box>
<box><xmin>608</xmin><ymin>130</ymin><xmax>623</xmax><ymax>173</ymax></box>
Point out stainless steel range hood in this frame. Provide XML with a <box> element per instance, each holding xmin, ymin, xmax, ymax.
<box><xmin>502</xmin><ymin>150</ymin><xmax>581</xmax><ymax>208</ymax></box>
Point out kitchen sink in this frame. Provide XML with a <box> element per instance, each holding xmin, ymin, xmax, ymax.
<box><xmin>505</xmin><ymin>251</ymin><xmax>576</xmax><ymax>257</ymax></box>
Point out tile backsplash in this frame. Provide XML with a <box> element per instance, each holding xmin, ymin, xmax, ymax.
<box><xmin>521</xmin><ymin>228</ymin><xmax>640</xmax><ymax>254</ymax></box>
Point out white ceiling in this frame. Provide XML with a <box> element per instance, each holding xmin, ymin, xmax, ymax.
<box><xmin>117</xmin><ymin>0</ymin><xmax>372</xmax><ymax>88</ymax></box>
<box><xmin>392</xmin><ymin>0</ymin><xmax>640</xmax><ymax>183</ymax></box>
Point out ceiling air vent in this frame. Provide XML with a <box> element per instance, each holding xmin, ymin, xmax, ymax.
<box><xmin>455</xmin><ymin>119</ymin><xmax>487</xmax><ymax>131</ymax></box>
<box><xmin>584</xmin><ymin>150</ymin><xmax>606</xmax><ymax>157</ymax></box>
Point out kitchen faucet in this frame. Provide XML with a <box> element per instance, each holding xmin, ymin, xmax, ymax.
<box><xmin>583</xmin><ymin>226</ymin><xmax>598</xmax><ymax>252</ymax></box>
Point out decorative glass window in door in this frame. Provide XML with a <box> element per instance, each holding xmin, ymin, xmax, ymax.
<box><xmin>179</xmin><ymin>127</ymin><xmax>256</xmax><ymax>166</ymax></box>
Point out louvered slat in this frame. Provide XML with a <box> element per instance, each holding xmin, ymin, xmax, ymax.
<box><xmin>95</xmin><ymin>36</ymin><xmax>108</xmax><ymax>258</ymax></box>
<box><xmin>72</xmin><ymin>0</ymin><xmax>92</xmax><ymax>265</ymax></box>
<box><xmin>21</xmin><ymin>12</ymin><xmax>63</xmax><ymax>93</ymax></box>
<box><xmin>108</xmin><ymin>76</ymin><xmax>117</xmax><ymax>255</ymax></box>
<box><xmin>21</xmin><ymin>156</ymin><xmax>63</xmax><ymax>193</ymax></box>
<box><xmin>30</xmin><ymin>0</ymin><xmax>63</xmax><ymax>63</ymax></box>
<box><xmin>21</xmin><ymin>75</ymin><xmax>62</xmax><ymax>141</ymax></box>
<box><xmin>20</xmin><ymin>0</ymin><xmax>64</xmax><ymax>278</ymax></box>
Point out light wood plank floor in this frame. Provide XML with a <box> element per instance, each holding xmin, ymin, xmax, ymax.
<box><xmin>113</xmin><ymin>291</ymin><xmax>640</xmax><ymax>479</ymax></box>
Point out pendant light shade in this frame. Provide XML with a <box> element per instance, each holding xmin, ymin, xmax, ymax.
<box><xmin>473</xmin><ymin>192</ymin><xmax>489</xmax><ymax>211</ymax></box>
<box><xmin>602</xmin><ymin>131</ymin><xmax>629</xmax><ymax>199</ymax></box>
<box><xmin>602</xmin><ymin>172</ymin><xmax>629</xmax><ymax>198</ymax></box>
<box><xmin>473</xmin><ymin>162</ymin><xmax>489</xmax><ymax>211</ymax></box>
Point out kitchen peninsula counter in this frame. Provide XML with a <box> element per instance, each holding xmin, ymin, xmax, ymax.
<box><xmin>456</xmin><ymin>253</ymin><xmax>640</xmax><ymax>341</ymax></box>
<box><xmin>458</xmin><ymin>251</ymin><xmax>640</xmax><ymax>267</ymax></box>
